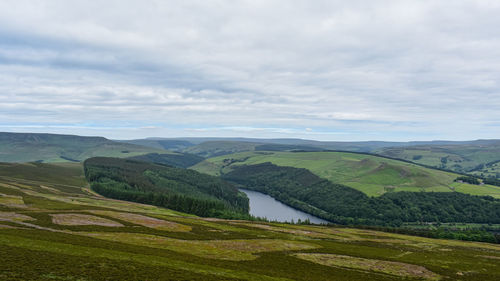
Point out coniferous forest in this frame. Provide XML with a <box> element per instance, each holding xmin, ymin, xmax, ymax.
<box><xmin>84</xmin><ymin>157</ymin><xmax>249</xmax><ymax>218</ymax></box>
<box><xmin>223</xmin><ymin>162</ymin><xmax>500</xmax><ymax>226</ymax></box>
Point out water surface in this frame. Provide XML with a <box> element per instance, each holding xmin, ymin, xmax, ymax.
<box><xmin>240</xmin><ymin>188</ymin><xmax>328</xmax><ymax>224</ymax></box>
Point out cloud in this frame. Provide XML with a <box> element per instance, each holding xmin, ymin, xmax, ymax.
<box><xmin>0</xmin><ymin>0</ymin><xmax>499</xmax><ymax>140</ymax></box>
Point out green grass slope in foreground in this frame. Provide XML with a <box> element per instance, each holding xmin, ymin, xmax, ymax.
<box><xmin>0</xmin><ymin>132</ymin><xmax>168</xmax><ymax>163</ymax></box>
<box><xmin>1</xmin><ymin>162</ymin><xmax>500</xmax><ymax>280</ymax></box>
<box><xmin>192</xmin><ymin>151</ymin><xmax>500</xmax><ymax>197</ymax></box>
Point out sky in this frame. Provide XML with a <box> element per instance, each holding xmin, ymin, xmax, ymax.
<box><xmin>1</xmin><ymin>0</ymin><xmax>499</xmax><ymax>141</ymax></box>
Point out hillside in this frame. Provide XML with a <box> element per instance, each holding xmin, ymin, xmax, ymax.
<box><xmin>127</xmin><ymin>153</ymin><xmax>204</xmax><ymax>168</ymax></box>
<box><xmin>223</xmin><ymin>162</ymin><xmax>500</xmax><ymax>226</ymax></box>
<box><xmin>0</xmin><ymin>132</ymin><xmax>167</xmax><ymax>163</ymax></box>
<box><xmin>117</xmin><ymin>138</ymin><xmax>196</xmax><ymax>151</ymax></box>
<box><xmin>1</xmin><ymin>162</ymin><xmax>500</xmax><ymax>280</ymax></box>
<box><xmin>84</xmin><ymin>157</ymin><xmax>249</xmax><ymax>217</ymax></box>
<box><xmin>182</xmin><ymin>141</ymin><xmax>264</xmax><ymax>158</ymax></box>
<box><xmin>377</xmin><ymin>141</ymin><xmax>500</xmax><ymax>178</ymax></box>
<box><xmin>192</xmin><ymin>151</ymin><xmax>500</xmax><ymax>198</ymax></box>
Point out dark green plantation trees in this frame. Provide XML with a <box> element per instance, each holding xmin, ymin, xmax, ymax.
<box><xmin>223</xmin><ymin>162</ymin><xmax>500</xmax><ymax>226</ymax></box>
<box><xmin>84</xmin><ymin>157</ymin><xmax>249</xmax><ymax>218</ymax></box>
<box><xmin>454</xmin><ymin>176</ymin><xmax>480</xmax><ymax>185</ymax></box>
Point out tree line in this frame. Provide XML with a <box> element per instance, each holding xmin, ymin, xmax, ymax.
<box><xmin>84</xmin><ymin>157</ymin><xmax>249</xmax><ymax>218</ymax></box>
<box><xmin>223</xmin><ymin>162</ymin><xmax>500</xmax><ymax>227</ymax></box>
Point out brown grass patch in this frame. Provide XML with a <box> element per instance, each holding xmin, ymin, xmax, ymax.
<box><xmin>0</xmin><ymin>211</ymin><xmax>35</xmax><ymax>222</ymax></box>
<box><xmin>0</xmin><ymin>193</ymin><xmax>26</xmax><ymax>208</ymax></box>
<box><xmin>50</xmin><ymin>213</ymin><xmax>124</xmax><ymax>227</ymax></box>
<box><xmin>87</xmin><ymin>210</ymin><xmax>191</xmax><ymax>232</ymax></box>
<box><xmin>478</xmin><ymin>255</ymin><xmax>500</xmax><ymax>260</ymax></box>
<box><xmin>293</xmin><ymin>253</ymin><xmax>440</xmax><ymax>280</ymax></box>
<box><xmin>232</xmin><ymin>222</ymin><xmax>330</xmax><ymax>239</ymax></box>
<box><xmin>82</xmin><ymin>232</ymin><xmax>319</xmax><ymax>261</ymax></box>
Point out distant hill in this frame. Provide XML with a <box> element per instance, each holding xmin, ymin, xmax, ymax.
<box><xmin>127</xmin><ymin>152</ymin><xmax>204</xmax><ymax>168</ymax></box>
<box><xmin>377</xmin><ymin>140</ymin><xmax>500</xmax><ymax>178</ymax></box>
<box><xmin>121</xmin><ymin>138</ymin><xmax>500</xmax><ymax>169</ymax></box>
<box><xmin>0</xmin><ymin>132</ymin><xmax>167</xmax><ymax>163</ymax></box>
<box><xmin>183</xmin><ymin>141</ymin><xmax>264</xmax><ymax>158</ymax></box>
<box><xmin>116</xmin><ymin>138</ymin><xmax>196</xmax><ymax>151</ymax></box>
<box><xmin>192</xmin><ymin>151</ymin><xmax>500</xmax><ymax>198</ymax></box>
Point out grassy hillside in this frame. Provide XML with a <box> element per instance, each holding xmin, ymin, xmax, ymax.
<box><xmin>117</xmin><ymin>139</ymin><xmax>196</xmax><ymax>151</ymax></box>
<box><xmin>223</xmin><ymin>162</ymin><xmax>500</xmax><ymax>226</ymax></box>
<box><xmin>183</xmin><ymin>141</ymin><xmax>263</xmax><ymax>158</ymax></box>
<box><xmin>1</xmin><ymin>162</ymin><xmax>500</xmax><ymax>280</ymax></box>
<box><xmin>377</xmin><ymin>141</ymin><xmax>500</xmax><ymax>178</ymax></box>
<box><xmin>127</xmin><ymin>152</ymin><xmax>204</xmax><ymax>168</ymax></box>
<box><xmin>192</xmin><ymin>151</ymin><xmax>500</xmax><ymax>198</ymax></box>
<box><xmin>0</xmin><ymin>132</ymin><xmax>168</xmax><ymax>163</ymax></box>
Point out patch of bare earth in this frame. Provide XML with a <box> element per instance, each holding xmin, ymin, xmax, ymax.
<box><xmin>293</xmin><ymin>253</ymin><xmax>440</xmax><ymax>280</ymax></box>
<box><xmin>87</xmin><ymin>210</ymin><xmax>191</xmax><ymax>232</ymax></box>
<box><xmin>50</xmin><ymin>213</ymin><xmax>124</xmax><ymax>227</ymax></box>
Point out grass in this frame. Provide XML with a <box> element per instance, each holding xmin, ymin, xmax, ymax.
<box><xmin>82</xmin><ymin>232</ymin><xmax>318</xmax><ymax>261</ymax></box>
<box><xmin>1</xmin><ymin>161</ymin><xmax>500</xmax><ymax>280</ymax></box>
<box><xmin>0</xmin><ymin>132</ymin><xmax>168</xmax><ymax>163</ymax></box>
<box><xmin>376</xmin><ymin>142</ymin><xmax>500</xmax><ymax>176</ymax></box>
<box><xmin>86</xmin><ymin>210</ymin><xmax>192</xmax><ymax>232</ymax></box>
<box><xmin>192</xmin><ymin>151</ymin><xmax>500</xmax><ymax>197</ymax></box>
<box><xmin>292</xmin><ymin>253</ymin><xmax>441</xmax><ymax>280</ymax></box>
<box><xmin>50</xmin><ymin>213</ymin><xmax>124</xmax><ymax>227</ymax></box>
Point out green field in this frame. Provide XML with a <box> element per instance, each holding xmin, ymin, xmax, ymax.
<box><xmin>1</xmin><ymin>162</ymin><xmax>500</xmax><ymax>280</ymax></box>
<box><xmin>191</xmin><ymin>151</ymin><xmax>500</xmax><ymax>197</ymax></box>
<box><xmin>376</xmin><ymin>142</ymin><xmax>500</xmax><ymax>177</ymax></box>
<box><xmin>0</xmin><ymin>132</ymin><xmax>168</xmax><ymax>163</ymax></box>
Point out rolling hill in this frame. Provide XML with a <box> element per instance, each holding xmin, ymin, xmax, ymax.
<box><xmin>0</xmin><ymin>132</ymin><xmax>168</xmax><ymax>163</ymax></box>
<box><xmin>377</xmin><ymin>141</ymin><xmax>500</xmax><ymax>178</ymax></box>
<box><xmin>192</xmin><ymin>151</ymin><xmax>500</xmax><ymax>198</ymax></box>
<box><xmin>1</xmin><ymin>161</ymin><xmax>500</xmax><ymax>280</ymax></box>
<box><xmin>121</xmin><ymin>138</ymin><xmax>500</xmax><ymax>178</ymax></box>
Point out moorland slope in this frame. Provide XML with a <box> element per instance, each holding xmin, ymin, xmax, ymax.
<box><xmin>1</xmin><ymin>162</ymin><xmax>500</xmax><ymax>280</ymax></box>
<box><xmin>0</xmin><ymin>132</ymin><xmax>167</xmax><ymax>163</ymax></box>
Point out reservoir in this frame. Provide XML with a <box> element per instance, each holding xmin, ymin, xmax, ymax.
<box><xmin>239</xmin><ymin>188</ymin><xmax>329</xmax><ymax>224</ymax></box>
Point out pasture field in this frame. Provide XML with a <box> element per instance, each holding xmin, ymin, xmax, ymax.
<box><xmin>192</xmin><ymin>151</ymin><xmax>500</xmax><ymax>197</ymax></box>
<box><xmin>376</xmin><ymin>142</ymin><xmax>500</xmax><ymax>177</ymax></box>
<box><xmin>1</xmin><ymin>162</ymin><xmax>500</xmax><ymax>280</ymax></box>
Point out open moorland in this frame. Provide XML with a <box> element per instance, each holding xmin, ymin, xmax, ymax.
<box><xmin>0</xmin><ymin>132</ymin><xmax>167</xmax><ymax>163</ymax></box>
<box><xmin>1</xmin><ymin>162</ymin><xmax>500</xmax><ymax>280</ymax></box>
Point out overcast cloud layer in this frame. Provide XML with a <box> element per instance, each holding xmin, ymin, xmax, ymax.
<box><xmin>1</xmin><ymin>0</ymin><xmax>499</xmax><ymax>141</ymax></box>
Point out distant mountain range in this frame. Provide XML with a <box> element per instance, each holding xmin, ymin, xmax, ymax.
<box><xmin>0</xmin><ymin>132</ymin><xmax>165</xmax><ymax>163</ymax></box>
<box><xmin>1</xmin><ymin>132</ymin><xmax>500</xmax><ymax>178</ymax></box>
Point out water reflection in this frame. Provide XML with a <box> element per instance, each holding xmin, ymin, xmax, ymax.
<box><xmin>240</xmin><ymin>188</ymin><xmax>328</xmax><ymax>224</ymax></box>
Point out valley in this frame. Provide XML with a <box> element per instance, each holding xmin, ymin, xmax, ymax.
<box><xmin>1</xmin><ymin>162</ymin><xmax>500</xmax><ymax>280</ymax></box>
